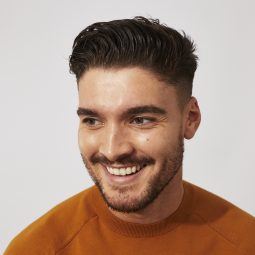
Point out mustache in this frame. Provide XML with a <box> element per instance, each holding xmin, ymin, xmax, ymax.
<box><xmin>88</xmin><ymin>153</ymin><xmax>155</xmax><ymax>166</ymax></box>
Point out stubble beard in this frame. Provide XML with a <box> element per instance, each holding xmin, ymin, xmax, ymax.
<box><xmin>80</xmin><ymin>136</ymin><xmax>184</xmax><ymax>213</ymax></box>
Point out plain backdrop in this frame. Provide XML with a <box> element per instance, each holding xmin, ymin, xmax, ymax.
<box><xmin>1</xmin><ymin>0</ymin><xmax>255</xmax><ymax>252</ymax></box>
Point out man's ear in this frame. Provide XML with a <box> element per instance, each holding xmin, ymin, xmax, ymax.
<box><xmin>183</xmin><ymin>97</ymin><xmax>201</xmax><ymax>139</ymax></box>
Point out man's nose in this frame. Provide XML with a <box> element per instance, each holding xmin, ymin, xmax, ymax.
<box><xmin>98</xmin><ymin>124</ymin><xmax>134</xmax><ymax>162</ymax></box>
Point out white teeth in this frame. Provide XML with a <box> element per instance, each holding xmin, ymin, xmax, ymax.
<box><xmin>119</xmin><ymin>168</ymin><xmax>126</xmax><ymax>176</ymax></box>
<box><xmin>106</xmin><ymin>165</ymin><xmax>145</xmax><ymax>176</ymax></box>
<box><xmin>113</xmin><ymin>169</ymin><xmax>119</xmax><ymax>175</ymax></box>
<box><xmin>131</xmin><ymin>166</ymin><xmax>136</xmax><ymax>173</ymax></box>
<box><xmin>126</xmin><ymin>167</ymin><xmax>132</xmax><ymax>174</ymax></box>
<box><xmin>108</xmin><ymin>168</ymin><xmax>114</xmax><ymax>174</ymax></box>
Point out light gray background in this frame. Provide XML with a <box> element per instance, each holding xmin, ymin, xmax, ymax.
<box><xmin>1</xmin><ymin>0</ymin><xmax>254</xmax><ymax>252</ymax></box>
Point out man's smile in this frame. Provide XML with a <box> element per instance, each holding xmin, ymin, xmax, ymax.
<box><xmin>102</xmin><ymin>163</ymin><xmax>148</xmax><ymax>176</ymax></box>
<box><xmin>100</xmin><ymin>163</ymin><xmax>149</xmax><ymax>185</ymax></box>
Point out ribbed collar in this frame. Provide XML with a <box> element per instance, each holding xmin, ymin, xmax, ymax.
<box><xmin>91</xmin><ymin>180</ymin><xmax>194</xmax><ymax>238</ymax></box>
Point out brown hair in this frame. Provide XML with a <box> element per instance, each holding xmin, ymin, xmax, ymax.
<box><xmin>69</xmin><ymin>16</ymin><xmax>198</xmax><ymax>105</ymax></box>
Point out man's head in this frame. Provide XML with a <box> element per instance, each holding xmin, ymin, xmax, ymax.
<box><xmin>69</xmin><ymin>17</ymin><xmax>201</xmax><ymax>213</ymax></box>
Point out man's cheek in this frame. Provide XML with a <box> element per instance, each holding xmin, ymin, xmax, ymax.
<box><xmin>78</xmin><ymin>131</ymin><xmax>95</xmax><ymax>151</ymax></box>
<box><xmin>134</xmin><ymin>133</ymin><xmax>155</xmax><ymax>146</ymax></box>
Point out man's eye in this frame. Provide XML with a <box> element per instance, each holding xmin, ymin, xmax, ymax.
<box><xmin>82</xmin><ymin>118</ymin><xmax>101</xmax><ymax>126</ymax></box>
<box><xmin>131</xmin><ymin>117</ymin><xmax>155</xmax><ymax>125</ymax></box>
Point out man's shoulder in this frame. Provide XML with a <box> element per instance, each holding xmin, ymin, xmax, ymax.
<box><xmin>4</xmin><ymin>185</ymin><xmax>98</xmax><ymax>255</ymax></box>
<box><xmin>186</xmin><ymin>181</ymin><xmax>255</xmax><ymax>254</ymax></box>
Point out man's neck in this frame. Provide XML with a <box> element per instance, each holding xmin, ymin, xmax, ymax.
<box><xmin>109</xmin><ymin>169</ymin><xmax>184</xmax><ymax>224</ymax></box>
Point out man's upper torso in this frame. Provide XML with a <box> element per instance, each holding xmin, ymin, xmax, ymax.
<box><xmin>4</xmin><ymin>181</ymin><xmax>255</xmax><ymax>255</ymax></box>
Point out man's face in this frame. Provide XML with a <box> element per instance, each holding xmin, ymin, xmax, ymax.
<box><xmin>77</xmin><ymin>67</ymin><xmax>186</xmax><ymax>213</ymax></box>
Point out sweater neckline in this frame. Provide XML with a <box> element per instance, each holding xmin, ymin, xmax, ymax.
<box><xmin>91</xmin><ymin>180</ymin><xmax>194</xmax><ymax>238</ymax></box>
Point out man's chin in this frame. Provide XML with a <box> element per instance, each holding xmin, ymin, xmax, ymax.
<box><xmin>104</xmin><ymin>196</ymin><xmax>145</xmax><ymax>213</ymax></box>
<box><xmin>96</xmin><ymin>184</ymin><xmax>143</xmax><ymax>212</ymax></box>
<box><xmin>99</xmin><ymin>186</ymin><xmax>156</xmax><ymax>213</ymax></box>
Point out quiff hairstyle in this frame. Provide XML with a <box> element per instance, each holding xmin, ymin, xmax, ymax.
<box><xmin>69</xmin><ymin>16</ymin><xmax>198</xmax><ymax>107</ymax></box>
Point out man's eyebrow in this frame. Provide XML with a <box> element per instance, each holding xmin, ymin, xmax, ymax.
<box><xmin>124</xmin><ymin>105</ymin><xmax>167</xmax><ymax>116</ymax></box>
<box><xmin>77</xmin><ymin>108</ymin><xmax>100</xmax><ymax>117</ymax></box>
<box><xmin>76</xmin><ymin>105</ymin><xmax>167</xmax><ymax>117</ymax></box>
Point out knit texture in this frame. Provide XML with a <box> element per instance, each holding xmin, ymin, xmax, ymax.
<box><xmin>4</xmin><ymin>181</ymin><xmax>255</xmax><ymax>255</ymax></box>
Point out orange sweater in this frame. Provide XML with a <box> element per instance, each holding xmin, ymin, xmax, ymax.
<box><xmin>4</xmin><ymin>181</ymin><xmax>255</xmax><ymax>255</ymax></box>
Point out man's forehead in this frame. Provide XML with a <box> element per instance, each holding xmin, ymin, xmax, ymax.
<box><xmin>79</xmin><ymin>66</ymin><xmax>161</xmax><ymax>82</ymax></box>
<box><xmin>77</xmin><ymin>67</ymin><xmax>179</xmax><ymax>113</ymax></box>
<box><xmin>78</xmin><ymin>67</ymin><xmax>173</xmax><ymax>93</ymax></box>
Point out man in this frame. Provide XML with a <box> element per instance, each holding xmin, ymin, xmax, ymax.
<box><xmin>4</xmin><ymin>16</ymin><xmax>254</xmax><ymax>255</ymax></box>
